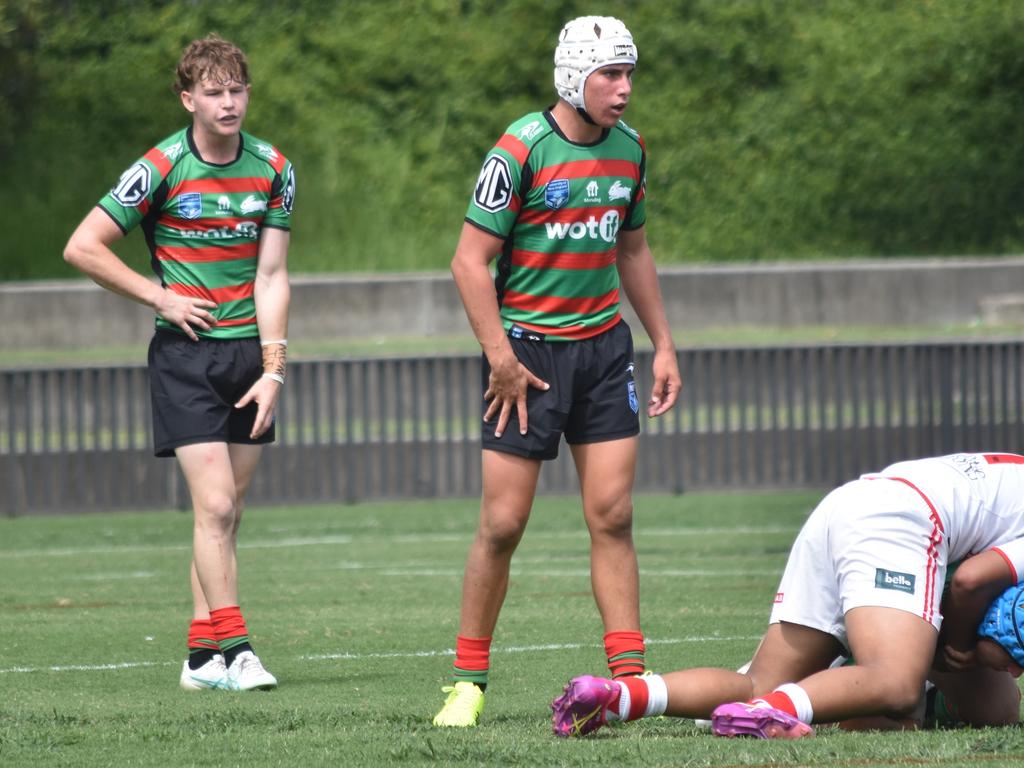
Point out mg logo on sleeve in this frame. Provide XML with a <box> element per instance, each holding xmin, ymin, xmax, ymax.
<box><xmin>474</xmin><ymin>155</ymin><xmax>512</xmax><ymax>213</ymax></box>
<box><xmin>111</xmin><ymin>162</ymin><xmax>152</xmax><ymax>207</ymax></box>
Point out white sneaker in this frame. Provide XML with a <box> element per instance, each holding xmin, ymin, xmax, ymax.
<box><xmin>179</xmin><ymin>655</ymin><xmax>229</xmax><ymax>691</ymax></box>
<box><xmin>226</xmin><ymin>650</ymin><xmax>278</xmax><ymax>691</ymax></box>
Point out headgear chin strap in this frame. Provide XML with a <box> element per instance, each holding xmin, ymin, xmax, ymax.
<box><xmin>977</xmin><ymin>583</ymin><xmax>1024</xmax><ymax>666</ymax></box>
<box><xmin>554</xmin><ymin>16</ymin><xmax>637</xmax><ymax>125</ymax></box>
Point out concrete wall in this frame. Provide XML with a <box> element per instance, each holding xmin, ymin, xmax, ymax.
<box><xmin>4</xmin><ymin>257</ymin><xmax>1023</xmax><ymax>350</ymax></box>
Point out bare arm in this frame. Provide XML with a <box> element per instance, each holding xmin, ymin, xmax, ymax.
<box><xmin>937</xmin><ymin>550</ymin><xmax>1016</xmax><ymax>670</ymax></box>
<box><xmin>63</xmin><ymin>206</ymin><xmax>217</xmax><ymax>341</ymax></box>
<box><xmin>450</xmin><ymin>221</ymin><xmax>548</xmax><ymax>437</ymax></box>
<box><xmin>235</xmin><ymin>226</ymin><xmax>291</xmax><ymax>438</ymax></box>
<box><xmin>616</xmin><ymin>226</ymin><xmax>681</xmax><ymax>417</ymax></box>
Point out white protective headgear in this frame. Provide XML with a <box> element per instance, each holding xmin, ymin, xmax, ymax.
<box><xmin>554</xmin><ymin>16</ymin><xmax>637</xmax><ymax>117</ymax></box>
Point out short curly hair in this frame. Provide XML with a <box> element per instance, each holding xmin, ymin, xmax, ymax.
<box><xmin>173</xmin><ymin>34</ymin><xmax>250</xmax><ymax>94</ymax></box>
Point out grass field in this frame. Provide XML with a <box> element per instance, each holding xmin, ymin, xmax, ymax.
<box><xmin>2</xmin><ymin>492</ymin><xmax>1024</xmax><ymax>767</ymax></box>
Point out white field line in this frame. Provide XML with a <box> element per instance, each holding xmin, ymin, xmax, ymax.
<box><xmin>0</xmin><ymin>635</ymin><xmax>761</xmax><ymax>675</ymax></box>
<box><xmin>0</xmin><ymin>526</ymin><xmax>796</xmax><ymax>559</ymax></box>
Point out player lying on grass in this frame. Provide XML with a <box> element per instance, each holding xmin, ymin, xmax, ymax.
<box><xmin>551</xmin><ymin>452</ymin><xmax>1024</xmax><ymax>738</ymax></box>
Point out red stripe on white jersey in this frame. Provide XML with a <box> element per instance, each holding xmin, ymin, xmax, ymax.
<box><xmin>983</xmin><ymin>453</ymin><xmax>1024</xmax><ymax>465</ymax></box>
<box><xmin>873</xmin><ymin>476</ymin><xmax>945</xmax><ymax>624</ymax></box>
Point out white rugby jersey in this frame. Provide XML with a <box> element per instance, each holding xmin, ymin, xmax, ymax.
<box><xmin>863</xmin><ymin>453</ymin><xmax>1024</xmax><ymax>576</ymax></box>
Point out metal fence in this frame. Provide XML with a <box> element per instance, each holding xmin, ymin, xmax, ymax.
<box><xmin>2</xmin><ymin>340</ymin><xmax>1023</xmax><ymax>516</ymax></box>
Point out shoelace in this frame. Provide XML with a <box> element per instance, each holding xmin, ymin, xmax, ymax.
<box><xmin>237</xmin><ymin>656</ymin><xmax>264</xmax><ymax>675</ymax></box>
<box><xmin>440</xmin><ymin>685</ymin><xmax>481</xmax><ymax>715</ymax></box>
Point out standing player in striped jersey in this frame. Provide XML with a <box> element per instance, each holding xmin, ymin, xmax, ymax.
<box><xmin>434</xmin><ymin>16</ymin><xmax>681</xmax><ymax>727</ymax></box>
<box><xmin>552</xmin><ymin>453</ymin><xmax>1024</xmax><ymax>738</ymax></box>
<box><xmin>63</xmin><ymin>35</ymin><xmax>293</xmax><ymax>692</ymax></box>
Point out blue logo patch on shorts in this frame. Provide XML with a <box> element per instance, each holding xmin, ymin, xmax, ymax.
<box><xmin>178</xmin><ymin>192</ymin><xmax>202</xmax><ymax>220</ymax></box>
<box><xmin>544</xmin><ymin>179</ymin><xmax>570</xmax><ymax>210</ymax></box>
<box><xmin>627</xmin><ymin>380</ymin><xmax>639</xmax><ymax>414</ymax></box>
<box><xmin>874</xmin><ymin>568</ymin><xmax>915</xmax><ymax>594</ymax></box>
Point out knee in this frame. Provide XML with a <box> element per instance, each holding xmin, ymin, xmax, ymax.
<box><xmin>960</xmin><ymin>686</ymin><xmax>1021</xmax><ymax>728</ymax></box>
<box><xmin>876</xmin><ymin>676</ymin><xmax>928</xmax><ymax>718</ymax></box>
<box><xmin>194</xmin><ymin>492</ymin><xmax>238</xmax><ymax>533</ymax></box>
<box><xmin>477</xmin><ymin>515</ymin><xmax>528</xmax><ymax>554</ymax></box>
<box><xmin>587</xmin><ymin>498</ymin><xmax>634</xmax><ymax>538</ymax></box>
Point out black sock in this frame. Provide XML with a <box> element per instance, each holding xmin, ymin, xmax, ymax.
<box><xmin>187</xmin><ymin>648</ymin><xmax>219</xmax><ymax>670</ymax></box>
<box><xmin>222</xmin><ymin>641</ymin><xmax>253</xmax><ymax>667</ymax></box>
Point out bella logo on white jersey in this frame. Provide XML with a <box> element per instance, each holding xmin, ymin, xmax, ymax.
<box><xmin>544</xmin><ymin>210</ymin><xmax>620</xmax><ymax>243</ymax></box>
<box><xmin>874</xmin><ymin>568</ymin><xmax>915</xmax><ymax>594</ymax></box>
<box><xmin>608</xmin><ymin>180</ymin><xmax>632</xmax><ymax>202</ymax></box>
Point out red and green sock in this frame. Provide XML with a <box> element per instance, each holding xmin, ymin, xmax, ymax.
<box><xmin>186</xmin><ymin>618</ymin><xmax>220</xmax><ymax>670</ymax></box>
<box><xmin>210</xmin><ymin>605</ymin><xmax>253</xmax><ymax>667</ymax></box>
<box><xmin>604</xmin><ymin>630</ymin><xmax>646</xmax><ymax>678</ymax></box>
<box><xmin>452</xmin><ymin>634</ymin><xmax>491</xmax><ymax>690</ymax></box>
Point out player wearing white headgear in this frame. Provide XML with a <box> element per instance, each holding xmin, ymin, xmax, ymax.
<box><xmin>554</xmin><ymin>16</ymin><xmax>638</xmax><ymax>124</ymax></box>
<box><xmin>434</xmin><ymin>15</ymin><xmax>680</xmax><ymax>728</ymax></box>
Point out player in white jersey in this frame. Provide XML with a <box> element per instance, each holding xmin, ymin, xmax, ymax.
<box><xmin>551</xmin><ymin>453</ymin><xmax>1024</xmax><ymax>738</ymax></box>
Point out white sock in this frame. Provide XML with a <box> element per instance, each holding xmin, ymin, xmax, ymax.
<box><xmin>643</xmin><ymin>674</ymin><xmax>669</xmax><ymax>717</ymax></box>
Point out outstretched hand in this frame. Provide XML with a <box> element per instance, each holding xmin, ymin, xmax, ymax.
<box><xmin>484</xmin><ymin>354</ymin><xmax>549</xmax><ymax>438</ymax></box>
<box><xmin>235</xmin><ymin>375</ymin><xmax>282</xmax><ymax>439</ymax></box>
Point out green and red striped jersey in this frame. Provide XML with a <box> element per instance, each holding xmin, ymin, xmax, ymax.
<box><xmin>465</xmin><ymin>111</ymin><xmax>646</xmax><ymax>341</ymax></box>
<box><xmin>98</xmin><ymin>126</ymin><xmax>295</xmax><ymax>339</ymax></box>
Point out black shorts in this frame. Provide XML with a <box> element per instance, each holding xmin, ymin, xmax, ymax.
<box><xmin>148</xmin><ymin>330</ymin><xmax>275</xmax><ymax>457</ymax></box>
<box><xmin>481</xmin><ymin>320</ymin><xmax>640</xmax><ymax>460</ymax></box>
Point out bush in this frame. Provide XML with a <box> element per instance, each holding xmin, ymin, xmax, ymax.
<box><xmin>4</xmin><ymin>0</ymin><xmax>1024</xmax><ymax>279</ymax></box>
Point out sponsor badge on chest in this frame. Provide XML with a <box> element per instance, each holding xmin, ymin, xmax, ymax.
<box><xmin>544</xmin><ymin>179</ymin><xmax>570</xmax><ymax>210</ymax></box>
<box><xmin>178</xmin><ymin>192</ymin><xmax>202</xmax><ymax>220</ymax></box>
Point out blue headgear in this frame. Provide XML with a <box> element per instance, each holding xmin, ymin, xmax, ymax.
<box><xmin>977</xmin><ymin>584</ymin><xmax>1024</xmax><ymax>666</ymax></box>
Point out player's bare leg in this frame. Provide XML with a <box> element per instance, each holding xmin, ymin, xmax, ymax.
<box><xmin>704</xmin><ymin>621</ymin><xmax>843</xmax><ymax>738</ymax></box>
<box><xmin>178</xmin><ymin>442</ymin><xmax>260</xmax><ymax>610</ymax></box>
<box><xmin>459</xmin><ymin>450</ymin><xmax>541</xmax><ymax>637</ymax></box>
<box><xmin>177</xmin><ymin>442</ymin><xmax>274</xmax><ymax>690</ymax></box>
<box><xmin>434</xmin><ymin>450</ymin><xmax>541</xmax><ymax>726</ymax></box>
<box><xmin>623</xmin><ymin>622</ymin><xmax>841</xmax><ymax>718</ymax></box>
<box><xmin>572</xmin><ymin>438</ymin><xmax>642</xmax><ymax>642</ymax></box>
<box><xmin>792</xmin><ymin>607</ymin><xmax>936</xmax><ymax>723</ymax></box>
<box><xmin>711</xmin><ymin>608</ymin><xmax>934</xmax><ymax>736</ymax></box>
